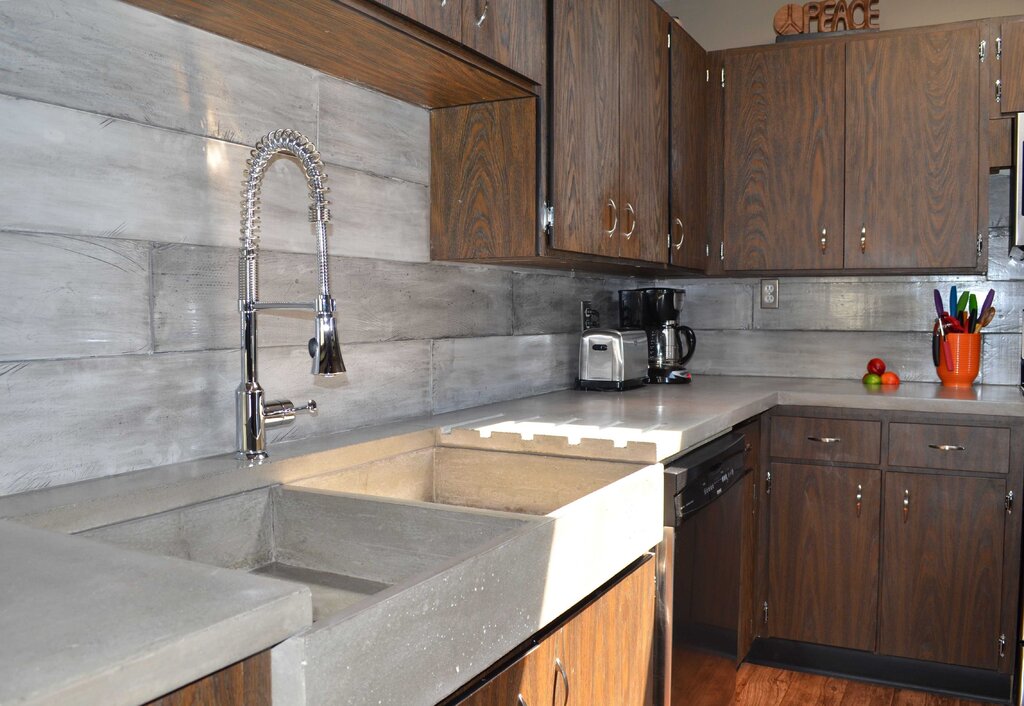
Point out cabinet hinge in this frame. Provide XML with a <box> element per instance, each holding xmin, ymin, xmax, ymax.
<box><xmin>720</xmin><ymin>241</ymin><xmax>725</xmax><ymax>262</ymax></box>
<box><xmin>543</xmin><ymin>203</ymin><xmax>554</xmax><ymax>233</ymax></box>
<box><xmin>996</xmin><ymin>79</ymin><xmax>1003</xmax><ymax>104</ymax></box>
<box><xmin>763</xmin><ymin>601</ymin><xmax>769</xmax><ymax>625</ymax></box>
<box><xmin>705</xmin><ymin>242</ymin><xmax>710</xmax><ymax>258</ymax></box>
<box><xmin>765</xmin><ymin>470</ymin><xmax>772</xmax><ymax>495</ymax></box>
<box><xmin>1006</xmin><ymin>490</ymin><xmax>1014</xmax><ymax>514</ymax></box>
<box><xmin>997</xmin><ymin>36</ymin><xmax>1003</xmax><ymax>61</ymax></box>
<box><xmin>980</xmin><ymin>39</ymin><xmax>987</xmax><ymax>62</ymax></box>
<box><xmin>667</xmin><ymin>32</ymin><xmax>671</xmax><ymax>49</ymax></box>
<box><xmin>721</xmin><ymin>67</ymin><xmax>726</xmax><ymax>88</ymax></box>
<box><xmin>706</xmin><ymin>68</ymin><xmax>710</xmax><ymax>83</ymax></box>
<box><xmin>977</xmin><ymin>232</ymin><xmax>984</xmax><ymax>261</ymax></box>
<box><xmin>666</xmin><ymin>232</ymin><xmax>672</xmax><ymax>251</ymax></box>
<box><xmin>999</xmin><ymin>633</ymin><xmax>1007</xmax><ymax>659</ymax></box>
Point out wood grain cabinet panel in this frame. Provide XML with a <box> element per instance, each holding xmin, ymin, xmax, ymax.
<box><xmin>888</xmin><ymin>422</ymin><xmax>1010</xmax><ymax>474</ymax></box>
<box><xmin>722</xmin><ymin>42</ymin><xmax>845</xmax><ymax>271</ymax></box>
<box><xmin>461</xmin><ymin>0</ymin><xmax>546</xmax><ymax>83</ymax></box>
<box><xmin>767</xmin><ymin>463</ymin><xmax>881</xmax><ymax>651</ymax></box>
<box><xmin>374</xmin><ymin>0</ymin><xmax>463</xmax><ymax>39</ymax></box>
<box><xmin>844</xmin><ymin>26</ymin><xmax>981</xmax><ymax>270</ymax></box>
<box><xmin>459</xmin><ymin>638</ymin><xmax>558</xmax><ymax>706</ymax></box>
<box><xmin>145</xmin><ymin>651</ymin><xmax>270</xmax><ymax>706</ymax></box>
<box><xmin>770</xmin><ymin>416</ymin><xmax>881</xmax><ymax>465</ymax></box>
<box><xmin>1000</xmin><ymin>18</ymin><xmax>1024</xmax><ymax>113</ymax></box>
<box><xmin>880</xmin><ymin>472</ymin><xmax>1005</xmax><ymax>669</ymax></box>
<box><xmin>430</xmin><ymin>97</ymin><xmax>537</xmax><ymax>260</ymax></box>
<box><xmin>550</xmin><ymin>0</ymin><xmax>621</xmax><ymax>259</ymax></box>
<box><xmin>617</xmin><ymin>0</ymin><xmax>669</xmax><ymax>264</ymax></box>
<box><xmin>669</xmin><ymin>21</ymin><xmax>708</xmax><ymax>271</ymax></box>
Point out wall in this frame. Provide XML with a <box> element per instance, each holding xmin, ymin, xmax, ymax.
<box><xmin>659</xmin><ymin>0</ymin><xmax>1023</xmax><ymax>50</ymax></box>
<box><xmin>665</xmin><ymin>175</ymin><xmax>1023</xmax><ymax>385</ymax></box>
<box><xmin>0</xmin><ymin>0</ymin><xmax>638</xmax><ymax>496</ymax></box>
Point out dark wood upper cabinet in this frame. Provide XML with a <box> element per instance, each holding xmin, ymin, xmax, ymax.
<box><xmin>618</xmin><ymin>0</ymin><xmax>669</xmax><ymax>263</ymax></box>
<box><xmin>879</xmin><ymin>472</ymin><xmax>1005</xmax><ymax>670</ymax></box>
<box><xmin>669</xmin><ymin>21</ymin><xmax>708</xmax><ymax>271</ymax></box>
<box><xmin>374</xmin><ymin>0</ymin><xmax>464</xmax><ymax>39</ymax></box>
<box><xmin>998</xmin><ymin>18</ymin><xmax>1024</xmax><ymax>113</ymax></box>
<box><xmin>550</xmin><ymin>0</ymin><xmax>621</xmax><ymax>259</ymax></box>
<box><xmin>461</xmin><ymin>0</ymin><xmax>546</xmax><ymax>83</ymax></box>
<box><xmin>722</xmin><ymin>42</ymin><xmax>845</xmax><ymax>271</ymax></box>
<box><xmin>844</xmin><ymin>26</ymin><xmax>981</xmax><ymax>270</ymax></box>
<box><xmin>551</xmin><ymin>0</ymin><xmax>669</xmax><ymax>265</ymax></box>
<box><xmin>767</xmin><ymin>463</ymin><xmax>881</xmax><ymax>652</ymax></box>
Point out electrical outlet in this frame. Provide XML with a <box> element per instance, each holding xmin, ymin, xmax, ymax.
<box><xmin>760</xmin><ymin>279</ymin><xmax>780</xmax><ymax>309</ymax></box>
<box><xmin>580</xmin><ymin>300</ymin><xmax>600</xmax><ymax>331</ymax></box>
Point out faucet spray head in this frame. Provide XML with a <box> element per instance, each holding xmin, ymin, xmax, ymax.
<box><xmin>309</xmin><ymin>297</ymin><xmax>345</xmax><ymax>376</ymax></box>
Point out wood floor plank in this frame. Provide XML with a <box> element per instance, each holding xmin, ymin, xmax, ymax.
<box><xmin>838</xmin><ymin>678</ymin><xmax>896</xmax><ymax>706</ymax></box>
<box><xmin>672</xmin><ymin>649</ymin><xmax>736</xmax><ymax>706</ymax></box>
<box><xmin>735</xmin><ymin>665</ymin><xmax>795</xmax><ymax>706</ymax></box>
<box><xmin>778</xmin><ymin>672</ymin><xmax>848</xmax><ymax>706</ymax></box>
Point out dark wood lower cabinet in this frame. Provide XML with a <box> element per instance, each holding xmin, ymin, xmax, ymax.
<box><xmin>145</xmin><ymin>651</ymin><xmax>270</xmax><ymax>706</ymax></box>
<box><xmin>767</xmin><ymin>463</ymin><xmax>880</xmax><ymax>652</ymax></box>
<box><xmin>879</xmin><ymin>472</ymin><xmax>1005</xmax><ymax>670</ymax></box>
<box><xmin>458</xmin><ymin>557</ymin><xmax>655</xmax><ymax>706</ymax></box>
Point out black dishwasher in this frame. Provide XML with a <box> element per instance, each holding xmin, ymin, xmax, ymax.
<box><xmin>657</xmin><ymin>431</ymin><xmax>750</xmax><ymax>706</ymax></box>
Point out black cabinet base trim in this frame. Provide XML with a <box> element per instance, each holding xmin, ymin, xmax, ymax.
<box><xmin>746</xmin><ymin>639</ymin><xmax>1011</xmax><ymax>704</ymax></box>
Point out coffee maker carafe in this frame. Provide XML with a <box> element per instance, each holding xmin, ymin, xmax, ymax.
<box><xmin>618</xmin><ymin>288</ymin><xmax>696</xmax><ymax>383</ymax></box>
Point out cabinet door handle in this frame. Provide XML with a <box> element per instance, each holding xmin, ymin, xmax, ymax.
<box><xmin>903</xmin><ymin>489</ymin><xmax>910</xmax><ymax>523</ymax></box>
<box><xmin>623</xmin><ymin>202</ymin><xmax>637</xmax><ymax>239</ymax></box>
<box><xmin>855</xmin><ymin>483</ymin><xmax>863</xmax><ymax>518</ymax></box>
<box><xmin>672</xmin><ymin>218</ymin><xmax>684</xmax><ymax>250</ymax></box>
<box><xmin>475</xmin><ymin>0</ymin><xmax>488</xmax><ymax>27</ymax></box>
<box><xmin>928</xmin><ymin>443</ymin><xmax>966</xmax><ymax>452</ymax></box>
<box><xmin>807</xmin><ymin>436</ymin><xmax>841</xmax><ymax>444</ymax></box>
<box><xmin>860</xmin><ymin>225</ymin><xmax>867</xmax><ymax>253</ymax></box>
<box><xmin>820</xmin><ymin>227</ymin><xmax>827</xmax><ymax>253</ymax></box>
<box><xmin>555</xmin><ymin>657</ymin><xmax>569</xmax><ymax>706</ymax></box>
<box><xmin>605</xmin><ymin>198</ymin><xmax>618</xmax><ymax>237</ymax></box>
<box><xmin>440</xmin><ymin>0</ymin><xmax>447</xmax><ymax>6</ymax></box>
<box><xmin>517</xmin><ymin>696</ymin><xmax>528</xmax><ymax>706</ymax></box>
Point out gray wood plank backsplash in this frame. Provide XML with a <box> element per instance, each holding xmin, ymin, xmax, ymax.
<box><xmin>0</xmin><ymin>0</ymin><xmax>317</xmax><ymax>144</ymax></box>
<box><xmin>152</xmin><ymin>245</ymin><xmax>513</xmax><ymax>351</ymax></box>
<box><xmin>431</xmin><ymin>334</ymin><xmax>578</xmax><ymax>414</ymax></box>
<box><xmin>317</xmin><ymin>76</ymin><xmax>430</xmax><ymax>185</ymax></box>
<box><xmin>511</xmin><ymin>273</ymin><xmax>649</xmax><ymax>334</ymax></box>
<box><xmin>0</xmin><ymin>232</ymin><xmax>150</xmax><ymax>361</ymax></box>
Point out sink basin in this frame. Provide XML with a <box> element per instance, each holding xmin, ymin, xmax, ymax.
<box><xmin>290</xmin><ymin>446</ymin><xmax>642</xmax><ymax>516</ymax></box>
<box><xmin>78</xmin><ymin>484</ymin><xmax>533</xmax><ymax>622</ymax></box>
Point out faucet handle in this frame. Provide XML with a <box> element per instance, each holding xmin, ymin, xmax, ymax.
<box><xmin>264</xmin><ymin>399</ymin><xmax>317</xmax><ymax>427</ymax></box>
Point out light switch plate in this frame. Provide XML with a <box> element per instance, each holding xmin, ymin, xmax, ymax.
<box><xmin>760</xmin><ymin>279</ymin><xmax>779</xmax><ymax>309</ymax></box>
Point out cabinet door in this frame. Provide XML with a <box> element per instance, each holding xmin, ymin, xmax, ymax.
<box><xmin>551</xmin><ymin>0</ymin><xmax>620</xmax><ymax>258</ymax></box>
<box><xmin>722</xmin><ymin>43</ymin><xmax>845</xmax><ymax>271</ymax></box>
<box><xmin>459</xmin><ymin>637</ymin><xmax>557</xmax><ymax>706</ymax></box>
<box><xmin>562</xmin><ymin>558</ymin><xmax>656</xmax><ymax>706</ymax></box>
<box><xmin>845</xmin><ymin>26</ymin><xmax>980</xmax><ymax>270</ymax></box>
<box><xmin>617</xmin><ymin>0</ymin><xmax>669</xmax><ymax>263</ymax></box>
<box><xmin>375</xmin><ymin>0</ymin><xmax>463</xmax><ymax>40</ymax></box>
<box><xmin>767</xmin><ymin>464</ymin><xmax>880</xmax><ymax>651</ymax></box>
<box><xmin>461</xmin><ymin>0</ymin><xmax>546</xmax><ymax>83</ymax></box>
<box><xmin>669</xmin><ymin>21</ymin><xmax>707</xmax><ymax>270</ymax></box>
<box><xmin>1001</xmin><ymin>18</ymin><xmax>1024</xmax><ymax>114</ymax></box>
<box><xmin>880</xmin><ymin>472</ymin><xmax>1005</xmax><ymax>669</ymax></box>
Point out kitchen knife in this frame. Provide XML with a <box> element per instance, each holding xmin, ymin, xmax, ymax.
<box><xmin>933</xmin><ymin>289</ymin><xmax>954</xmax><ymax>371</ymax></box>
<box><xmin>968</xmin><ymin>293</ymin><xmax>978</xmax><ymax>333</ymax></box>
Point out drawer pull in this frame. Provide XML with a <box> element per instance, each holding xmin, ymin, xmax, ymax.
<box><xmin>807</xmin><ymin>436</ymin><xmax>841</xmax><ymax>444</ymax></box>
<box><xmin>555</xmin><ymin>657</ymin><xmax>569</xmax><ymax>706</ymax></box>
<box><xmin>855</xmin><ymin>484</ymin><xmax>863</xmax><ymax>518</ymax></box>
<box><xmin>518</xmin><ymin>696</ymin><xmax>528</xmax><ymax>706</ymax></box>
<box><xmin>903</xmin><ymin>489</ymin><xmax>910</xmax><ymax>523</ymax></box>
<box><xmin>928</xmin><ymin>444</ymin><xmax>966</xmax><ymax>452</ymax></box>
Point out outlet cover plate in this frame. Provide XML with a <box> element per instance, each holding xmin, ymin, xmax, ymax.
<box><xmin>760</xmin><ymin>279</ymin><xmax>780</xmax><ymax>309</ymax></box>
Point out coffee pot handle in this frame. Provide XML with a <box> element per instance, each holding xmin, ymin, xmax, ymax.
<box><xmin>678</xmin><ymin>326</ymin><xmax>697</xmax><ymax>365</ymax></box>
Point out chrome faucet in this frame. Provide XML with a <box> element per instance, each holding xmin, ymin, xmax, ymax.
<box><xmin>236</xmin><ymin>129</ymin><xmax>345</xmax><ymax>461</ymax></box>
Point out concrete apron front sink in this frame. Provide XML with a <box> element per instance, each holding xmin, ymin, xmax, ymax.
<box><xmin>81</xmin><ymin>438</ymin><xmax>663</xmax><ymax>706</ymax></box>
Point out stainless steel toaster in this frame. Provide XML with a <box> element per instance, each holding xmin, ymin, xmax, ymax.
<box><xmin>577</xmin><ymin>329</ymin><xmax>648</xmax><ymax>391</ymax></box>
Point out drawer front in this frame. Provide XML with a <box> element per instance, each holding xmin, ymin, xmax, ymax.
<box><xmin>770</xmin><ymin>416</ymin><xmax>881</xmax><ymax>465</ymax></box>
<box><xmin>888</xmin><ymin>423</ymin><xmax>1010</xmax><ymax>474</ymax></box>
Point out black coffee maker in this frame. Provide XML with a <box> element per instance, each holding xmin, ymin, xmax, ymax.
<box><xmin>619</xmin><ymin>288</ymin><xmax>697</xmax><ymax>383</ymax></box>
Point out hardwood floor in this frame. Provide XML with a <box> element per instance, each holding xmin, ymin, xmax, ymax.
<box><xmin>672</xmin><ymin>650</ymin><xmax>994</xmax><ymax>706</ymax></box>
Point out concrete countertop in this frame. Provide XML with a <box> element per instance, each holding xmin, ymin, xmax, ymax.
<box><xmin>0</xmin><ymin>519</ymin><xmax>312</xmax><ymax>706</ymax></box>
<box><xmin>0</xmin><ymin>375</ymin><xmax>1020</xmax><ymax>705</ymax></box>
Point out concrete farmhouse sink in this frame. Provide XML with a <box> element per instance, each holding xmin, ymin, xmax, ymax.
<box><xmin>79</xmin><ymin>431</ymin><xmax>663</xmax><ymax>706</ymax></box>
